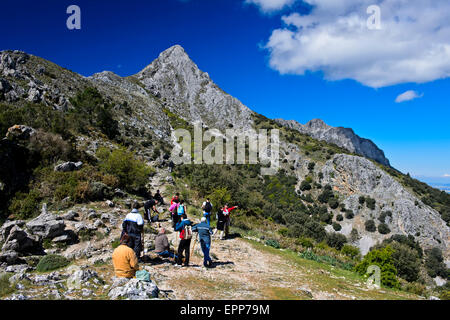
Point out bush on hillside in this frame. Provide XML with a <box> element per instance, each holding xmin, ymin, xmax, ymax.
<box><xmin>36</xmin><ymin>254</ymin><xmax>70</xmax><ymax>272</ymax></box>
<box><xmin>425</xmin><ymin>247</ymin><xmax>447</xmax><ymax>279</ymax></box>
<box><xmin>355</xmin><ymin>246</ymin><xmax>400</xmax><ymax>288</ymax></box>
<box><xmin>378</xmin><ymin>223</ymin><xmax>391</xmax><ymax>234</ymax></box>
<box><xmin>97</xmin><ymin>147</ymin><xmax>153</xmax><ymax>193</ymax></box>
<box><xmin>390</xmin><ymin>242</ymin><xmax>421</xmax><ymax>282</ymax></box>
<box><xmin>332</xmin><ymin>222</ymin><xmax>342</xmax><ymax>231</ymax></box>
<box><xmin>341</xmin><ymin>244</ymin><xmax>361</xmax><ymax>260</ymax></box>
<box><xmin>365</xmin><ymin>220</ymin><xmax>376</xmax><ymax>232</ymax></box>
<box><xmin>326</xmin><ymin>232</ymin><xmax>347</xmax><ymax>250</ymax></box>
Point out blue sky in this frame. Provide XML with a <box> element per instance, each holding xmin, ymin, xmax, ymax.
<box><xmin>0</xmin><ymin>0</ymin><xmax>449</xmax><ymax>182</ymax></box>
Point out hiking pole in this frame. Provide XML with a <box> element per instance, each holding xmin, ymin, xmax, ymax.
<box><xmin>141</xmin><ymin>229</ymin><xmax>145</xmax><ymax>259</ymax></box>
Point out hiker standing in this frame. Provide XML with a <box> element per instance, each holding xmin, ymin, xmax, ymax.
<box><xmin>154</xmin><ymin>228</ymin><xmax>177</xmax><ymax>261</ymax></box>
<box><xmin>177</xmin><ymin>199</ymin><xmax>187</xmax><ymax>224</ymax></box>
<box><xmin>144</xmin><ymin>198</ymin><xmax>159</xmax><ymax>223</ymax></box>
<box><xmin>112</xmin><ymin>233</ymin><xmax>140</xmax><ymax>278</ymax></box>
<box><xmin>170</xmin><ymin>193</ymin><xmax>181</xmax><ymax>228</ymax></box>
<box><xmin>168</xmin><ymin>160</ymin><xmax>175</xmax><ymax>173</ymax></box>
<box><xmin>175</xmin><ymin>213</ymin><xmax>193</xmax><ymax>267</ymax></box>
<box><xmin>222</xmin><ymin>204</ymin><xmax>238</xmax><ymax>240</ymax></box>
<box><xmin>215</xmin><ymin>207</ymin><xmax>225</xmax><ymax>239</ymax></box>
<box><xmin>121</xmin><ymin>203</ymin><xmax>144</xmax><ymax>259</ymax></box>
<box><xmin>201</xmin><ymin>198</ymin><xmax>213</xmax><ymax>226</ymax></box>
<box><xmin>154</xmin><ymin>190</ymin><xmax>165</xmax><ymax>205</ymax></box>
<box><xmin>192</xmin><ymin>217</ymin><xmax>214</xmax><ymax>268</ymax></box>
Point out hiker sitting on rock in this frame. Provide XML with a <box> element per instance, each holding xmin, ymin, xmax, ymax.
<box><xmin>121</xmin><ymin>202</ymin><xmax>144</xmax><ymax>259</ymax></box>
<box><xmin>192</xmin><ymin>217</ymin><xmax>214</xmax><ymax>268</ymax></box>
<box><xmin>112</xmin><ymin>233</ymin><xmax>139</xmax><ymax>278</ymax></box>
<box><xmin>175</xmin><ymin>213</ymin><xmax>193</xmax><ymax>267</ymax></box>
<box><xmin>154</xmin><ymin>227</ymin><xmax>177</xmax><ymax>261</ymax></box>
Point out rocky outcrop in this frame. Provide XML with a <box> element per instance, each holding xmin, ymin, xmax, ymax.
<box><xmin>276</xmin><ymin>118</ymin><xmax>390</xmax><ymax>166</ymax></box>
<box><xmin>25</xmin><ymin>207</ymin><xmax>66</xmax><ymax>240</ymax></box>
<box><xmin>320</xmin><ymin>154</ymin><xmax>449</xmax><ymax>259</ymax></box>
<box><xmin>108</xmin><ymin>277</ymin><xmax>159</xmax><ymax>300</ymax></box>
<box><xmin>54</xmin><ymin>161</ymin><xmax>83</xmax><ymax>172</ymax></box>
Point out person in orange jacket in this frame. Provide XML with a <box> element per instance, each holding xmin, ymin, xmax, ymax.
<box><xmin>112</xmin><ymin>233</ymin><xmax>139</xmax><ymax>278</ymax></box>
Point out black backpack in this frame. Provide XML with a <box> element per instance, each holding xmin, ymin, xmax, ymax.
<box><xmin>204</xmin><ymin>201</ymin><xmax>212</xmax><ymax>213</ymax></box>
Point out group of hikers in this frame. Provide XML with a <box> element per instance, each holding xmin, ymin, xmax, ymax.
<box><xmin>112</xmin><ymin>190</ymin><xmax>239</xmax><ymax>278</ymax></box>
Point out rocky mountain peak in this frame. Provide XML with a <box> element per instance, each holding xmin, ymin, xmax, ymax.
<box><xmin>276</xmin><ymin>118</ymin><xmax>390</xmax><ymax>167</ymax></box>
<box><xmin>305</xmin><ymin>118</ymin><xmax>329</xmax><ymax>130</ymax></box>
<box><xmin>134</xmin><ymin>45</ymin><xmax>254</xmax><ymax>132</ymax></box>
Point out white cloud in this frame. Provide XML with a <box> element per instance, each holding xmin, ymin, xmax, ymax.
<box><xmin>395</xmin><ymin>90</ymin><xmax>423</xmax><ymax>103</ymax></box>
<box><xmin>444</xmin><ymin>174</ymin><xmax>450</xmax><ymax>177</ymax></box>
<box><xmin>264</xmin><ymin>0</ymin><xmax>450</xmax><ymax>88</ymax></box>
<box><xmin>245</xmin><ymin>0</ymin><xmax>297</xmax><ymax>13</ymax></box>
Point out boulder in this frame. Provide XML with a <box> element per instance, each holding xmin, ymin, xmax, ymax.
<box><xmin>26</xmin><ymin>213</ymin><xmax>66</xmax><ymax>240</ymax></box>
<box><xmin>5</xmin><ymin>125</ymin><xmax>36</xmax><ymax>141</ymax></box>
<box><xmin>52</xmin><ymin>230</ymin><xmax>78</xmax><ymax>244</ymax></box>
<box><xmin>0</xmin><ymin>251</ymin><xmax>20</xmax><ymax>265</ymax></box>
<box><xmin>61</xmin><ymin>210</ymin><xmax>79</xmax><ymax>221</ymax></box>
<box><xmin>2</xmin><ymin>225</ymin><xmax>41</xmax><ymax>254</ymax></box>
<box><xmin>54</xmin><ymin>161</ymin><xmax>83</xmax><ymax>172</ymax></box>
<box><xmin>108</xmin><ymin>277</ymin><xmax>159</xmax><ymax>300</ymax></box>
<box><xmin>0</xmin><ymin>220</ymin><xmax>25</xmax><ymax>242</ymax></box>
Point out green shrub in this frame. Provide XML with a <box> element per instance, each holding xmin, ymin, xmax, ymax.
<box><xmin>332</xmin><ymin>222</ymin><xmax>342</xmax><ymax>231</ymax></box>
<box><xmin>328</xmin><ymin>198</ymin><xmax>339</xmax><ymax>209</ymax></box>
<box><xmin>355</xmin><ymin>246</ymin><xmax>400</xmax><ymax>288</ymax></box>
<box><xmin>366</xmin><ymin>197</ymin><xmax>376</xmax><ymax>210</ymax></box>
<box><xmin>365</xmin><ymin>220</ymin><xmax>376</xmax><ymax>232</ymax></box>
<box><xmin>341</xmin><ymin>244</ymin><xmax>361</xmax><ymax>260</ymax></box>
<box><xmin>326</xmin><ymin>232</ymin><xmax>347</xmax><ymax>250</ymax></box>
<box><xmin>295</xmin><ymin>237</ymin><xmax>314</xmax><ymax>249</ymax></box>
<box><xmin>425</xmin><ymin>247</ymin><xmax>447</xmax><ymax>278</ymax></box>
<box><xmin>345</xmin><ymin>210</ymin><xmax>354</xmax><ymax>219</ymax></box>
<box><xmin>378</xmin><ymin>223</ymin><xmax>391</xmax><ymax>235</ymax></box>
<box><xmin>358</xmin><ymin>196</ymin><xmax>366</xmax><ymax>205</ymax></box>
<box><xmin>379</xmin><ymin>211</ymin><xmax>393</xmax><ymax>223</ymax></box>
<box><xmin>300</xmin><ymin>180</ymin><xmax>312</xmax><ymax>191</ymax></box>
<box><xmin>265</xmin><ymin>239</ymin><xmax>280</xmax><ymax>249</ymax></box>
<box><xmin>278</xmin><ymin>227</ymin><xmax>289</xmax><ymax>237</ymax></box>
<box><xmin>0</xmin><ymin>273</ymin><xmax>15</xmax><ymax>297</ymax></box>
<box><xmin>8</xmin><ymin>190</ymin><xmax>41</xmax><ymax>220</ymax></box>
<box><xmin>97</xmin><ymin>147</ymin><xmax>153</xmax><ymax>192</ymax></box>
<box><xmin>36</xmin><ymin>254</ymin><xmax>70</xmax><ymax>272</ymax></box>
<box><xmin>390</xmin><ymin>242</ymin><xmax>421</xmax><ymax>282</ymax></box>
<box><xmin>336</xmin><ymin>214</ymin><xmax>344</xmax><ymax>221</ymax></box>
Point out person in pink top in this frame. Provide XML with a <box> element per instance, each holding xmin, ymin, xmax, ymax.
<box><xmin>221</xmin><ymin>204</ymin><xmax>238</xmax><ymax>240</ymax></box>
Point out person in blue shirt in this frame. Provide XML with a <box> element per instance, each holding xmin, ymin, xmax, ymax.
<box><xmin>201</xmin><ymin>198</ymin><xmax>213</xmax><ymax>226</ymax></box>
<box><xmin>192</xmin><ymin>217</ymin><xmax>214</xmax><ymax>268</ymax></box>
<box><xmin>174</xmin><ymin>213</ymin><xmax>192</xmax><ymax>266</ymax></box>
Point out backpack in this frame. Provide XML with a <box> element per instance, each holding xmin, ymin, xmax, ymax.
<box><xmin>135</xmin><ymin>269</ymin><xmax>150</xmax><ymax>282</ymax></box>
<box><xmin>216</xmin><ymin>209</ymin><xmax>224</xmax><ymax>221</ymax></box>
<box><xmin>204</xmin><ymin>202</ymin><xmax>212</xmax><ymax>213</ymax></box>
<box><xmin>177</xmin><ymin>204</ymin><xmax>185</xmax><ymax>215</ymax></box>
<box><xmin>180</xmin><ymin>224</ymin><xmax>192</xmax><ymax>240</ymax></box>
